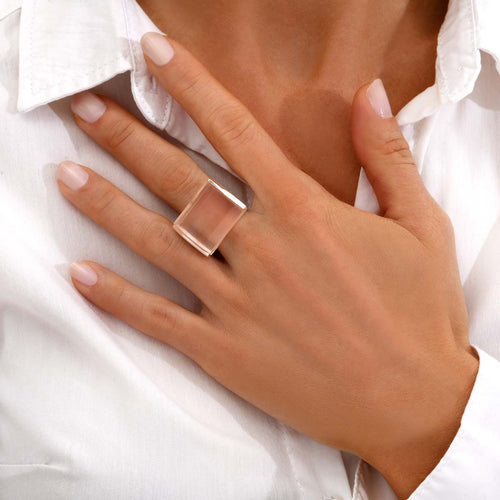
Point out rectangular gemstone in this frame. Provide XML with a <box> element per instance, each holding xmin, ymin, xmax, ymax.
<box><xmin>173</xmin><ymin>179</ymin><xmax>247</xmax><ymax>256</ymax></box>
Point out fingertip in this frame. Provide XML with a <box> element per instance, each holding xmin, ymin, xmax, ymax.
<box><xmin>70</xmin><ymin>91</ymin><xmax>107</xmax><ymax>124</ymax></box>
<box><xmin>352</xmin><ymin>79</ymin><xmax>395</xmax><ymax>116</ymax></box>
<box><xmin>366</xmin><ymin>79</ymin><xmax>393</xmax><ymax>119</ymax></box>
<box><xmin>351</xmin><ymin>79</ymin><xmax>399</xmax><ymax>157</ymax></box>
<box><xmin>352</xmin><ymin>81</ymin><xmax>372</xmax><ymax>103</ymax></box>
<box><xmin>56</xmin><ymin>161</ymin><xmax>89</xmax><ymax>191</ymax></box>
<box><xmin>140</xmin><ymin>31</ymin><xmax>175</xmax><ymax>66</ymax></box>
<box><xmin>69</xmin><ymin>261</ymin><xmax>99</xmax><ymax>287</ymax></box>
<box><xmin>351</xmin><ymin>82</ymin><xmax>379</xmax><ymax>159</ymax></box>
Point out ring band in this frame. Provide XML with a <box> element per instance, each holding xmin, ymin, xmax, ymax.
<box><xmin>173</xmin><ymin>178</ymin><xmax>248</xmax><ymax>256</ymax></box>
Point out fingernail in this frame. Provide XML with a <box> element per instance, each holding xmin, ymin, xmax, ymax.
<box><xmin>367</xmin><ymin>79</ymin><xmax>393</xmax><ymax>118</ymax></box>
<box><xmin>71</xmin><ymin>91</ymin><xmax>106</xmax><ymax>123</ymax></box>
<box><xmin>141</xmin><ymin>32</ymin><xmax>175</xmax><ymax>66</ymax></box>
<box><xmin>57</xmin><ymin>161</ymin><xmax>89</xmax><ymax>190</ymax></box>
<box><xmin>69</xmin><ymin>262</ymin><xmax>98</xmax><ymax>286</ymax></box>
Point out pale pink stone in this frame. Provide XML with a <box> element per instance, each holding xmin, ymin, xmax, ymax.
<box><xmin>173</xmin><ymin>179</ymin><xmax>247</xmax><ymax>256</ymax></box>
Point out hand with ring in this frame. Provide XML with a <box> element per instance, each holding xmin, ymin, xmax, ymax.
<box><xmin>56</xmin><ymin>32</ymin><xmax>479</xmax><ymax>499</ymax></box>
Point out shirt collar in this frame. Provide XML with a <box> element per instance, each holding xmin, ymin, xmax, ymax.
<box><xmin>17</xmin><ymin>0</ymin><xmax>172</xmax><ymax>126</ymax></box>
<box><xmin>16</xmin><ymin>0</ymin><xmax>500</xmax><ymax>123</ymax></box>
<box><xmin>391</xmin><ymin>0</ymin><xmax>499</xmax><ymax>125</ymax></box>
<box><xmin>17</xmin><ymin>0</ymin><xmax>235</xmax><ymax>174</ymax></box>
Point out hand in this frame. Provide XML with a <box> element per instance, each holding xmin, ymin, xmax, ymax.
<box><xmin>57</xmin><ymin>33</ymin><xmax>479</xmax><ymax>498</ymax></box>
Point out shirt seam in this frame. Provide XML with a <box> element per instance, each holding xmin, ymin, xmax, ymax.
<box><xmin>452</xmin><ymin>0</ymin><xmax>478</xmax><ymax>100</ymax></box>
<box><xmin>122</xmin><ymin>0</ymin><xmax>172</xmax><ymax>130</ymax></box>
<box><xmin>26</xmin><ymin>63</ymin><xmax>131</xmax><ymax>93</ymax></box>
<box><xmin>352</xmin><ymin>459</ymin><xmax>368</xmax><ymax>500</ymax></box>
<box><xmin>465</xmin><ymin>0</ymin><xmax>479</xmax><ymax>100</ymax></box>
<box><xmin>0</xmin><ymin>3</ymin><xmax>21</xmax><ymax>22</ymax></box>
<box><xmin>278</xmin><ymin>422</ymin><xmax>307</xmax><ymax>498</ymax></box>
<box><xmin>28</xmin><ymin>0</ymin><xmax>34</xmax><ymax>98</ymax></box>
<box><xmin>436</xmin><ymin>0</ymin><xmax>480</xmax><ymax>103</ymax></box>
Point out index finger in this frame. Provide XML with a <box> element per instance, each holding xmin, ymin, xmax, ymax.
<box><xmin>140</xmin><ymin>32</ymin><xmax>299</xmax><ymax>204</ymax></box>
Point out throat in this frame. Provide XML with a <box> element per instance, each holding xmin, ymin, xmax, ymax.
<box><xmin>137</xmin><ymin>0</ymin><xmax>448</xmax><ymax>205</ymax></box>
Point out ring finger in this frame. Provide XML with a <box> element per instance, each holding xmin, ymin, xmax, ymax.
<box><xmin>56</xmin><ymin>160</ymin><xmax>232</xmax><ymax>310</ymax></box>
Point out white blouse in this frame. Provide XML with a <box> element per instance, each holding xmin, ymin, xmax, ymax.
<box><xmin>1</xmin><ymin>0</ymin><xmax>500</xmax><ymax>499</ymax></box>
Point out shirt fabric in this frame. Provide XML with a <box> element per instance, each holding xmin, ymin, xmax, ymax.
<box><xmin>1</xmin><ymin>0</ymin><xmax>500</xmax><ymax>499</ymax></box>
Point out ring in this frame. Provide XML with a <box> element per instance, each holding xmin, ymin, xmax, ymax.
<box><xmin>172</xmin><ymin>178</ymin><xmax>248</xmax><ymax>256</ymax></box>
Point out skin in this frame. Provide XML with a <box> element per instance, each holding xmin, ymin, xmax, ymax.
<box><xmin>57</xmin><ymin>35</ymin><xmax>478</xmax><ymax>498</ymax></box>
<box><xmin>137</xmin><ymin>0</ymin><xmax>449</xmax><ymax>205</ymax></box>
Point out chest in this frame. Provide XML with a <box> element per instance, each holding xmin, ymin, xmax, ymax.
<box><xmin>181</xmin><ymin>56</ymin><xmax>437</xmax><ymax>207</ymax></box>
<box><xmin>200</xmin><ymin>75</ymin><xmax>433</xmax><ymax>206</ymax></box>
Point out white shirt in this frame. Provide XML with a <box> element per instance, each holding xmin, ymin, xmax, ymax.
<box><xmin>1</xmin><ymin>0</ymin><xmax>500</xmax><ymax>498</ymax></box>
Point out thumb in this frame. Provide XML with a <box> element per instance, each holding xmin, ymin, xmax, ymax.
<box><xmin>351</xmin><ymin>79</ymin><xmax>432</xmax><ymax>228</ymax></box>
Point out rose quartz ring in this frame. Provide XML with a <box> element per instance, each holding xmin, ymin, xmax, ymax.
<box><xmin>173</xmin><ymin>178</ymin><xmax>248</xmax><ymax>256</ymax></box>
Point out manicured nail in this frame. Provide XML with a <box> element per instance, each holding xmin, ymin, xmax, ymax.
<box><xmin>141</xmin><ymin>32</ymin><xmax>175</xmax><ymax>66</ymax></box>
<box><xmin>367</xmin><ymin>79</ymin><xmax>393</xmax><ymax>118</ymax></box>
<box><xmin>71</xmin><ymin>91</ymin><xmax>106</xmax><ymax>123</ymax></box>
<box><xmin>57</xmin><ymin>161</ymin><xmax>89</xmax><ymax>190</ymax></box>
<box><xmin>69</xmin><ymin>262</ymin><xmax>98</xmax><ymax>286</ymax></box>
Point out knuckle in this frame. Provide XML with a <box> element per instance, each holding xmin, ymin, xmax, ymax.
<box><xmin>277</xmin><ymin>188</ymin><xmax>325</xmax><ymax>231</ymax></box>
<box><xmin>233</xmin><ymin>223</ymin><xmax>267</xmax><ymax>261</ymax></box>
<box><xmin>140</xmin><ymin>218</ymin><xmax>179</xmax><ymax>261</ymax></box>
<box><xmin>158</xmin><ymin>155</ymin><xmax>201</xmax><ymax>199</ymax></box>
<box><xmin>114</xmin><ymin>281</ymin><xmax>132</xmax><ymax>308</ymax></box>
<box><xmin>381</xmin><ymin>135</ymin><xmax>415</xmax><ymax>165</ymax></box>
<box><xmin>266</xmin><ymin>169</ymin><xmax>327</xmax><ymax>220</ymax></box>
<box><xmin>171</xmin><ymin>67</ymin><xmax>205</xmax><ymax>100</ymax></box>
<box><xmin>207</xmin><ymin>102</ymin><xmax>257</xmax><ymax>147</ymax></box>
<box><xmin>224</xmin><ymin>211</ymin><xmax>254</xmax><ymax>246</ymax></box>
<box><xmin>256</xmin><ymin>246</ymin><xmax>290</xmax><ymax>285</ymax></box>
<box><xmin>105</xmin><ymin>119</ymin><xmax>136</xmax><ymax>150</ymax></box>
<box><xmin>222</xmin><ymin>281</ymin><xmax>252</xmax><ymax>319</ymax></box>
<box><xmin>268</xmin><ymin>185</ymin><xmax>305</xmax><ymax>219</ymax></box>
<box><xmin>319</xmin><ymin>199</ymin><xmax>345</xmax><ymax>236</ymax></box>
<box><xmin>242</xmin><ymin>229</ymin><xmax>284</xmax><ymax>279</ymax></box>
<box><xmin>419</xmin><ymin>200</ymin><xmax>456</xmax><ymax>249</ymax></box>
<box><xmin>142</xmin><ymin>298</ymin><xmax>178</xmax><ymax>333</ymax></box>
<box><xmin>434</xmin><ymin>206</ymin><xmax>455</xmax><ymax>241</ymax></box>
<box><xmin>89</xmin><ymin>186</ymin><xmax>118</xmax><ymax>218</ymax></box>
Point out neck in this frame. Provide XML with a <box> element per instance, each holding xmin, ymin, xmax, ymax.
<box><xmin>136</xmin><ymin>0</ymin><xmax>448</xmax><ymax>206</ymax></box>
<box><xmin>137</xmin><ymin>0</ymin><xmax>448</xmax><ymax>85</ymax></box>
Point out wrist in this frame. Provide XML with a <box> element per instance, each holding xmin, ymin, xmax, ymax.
<box><xmin>369</xmin><ymin>348</ymin><xmax>479</xmax><ymax>499</ymax></box>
